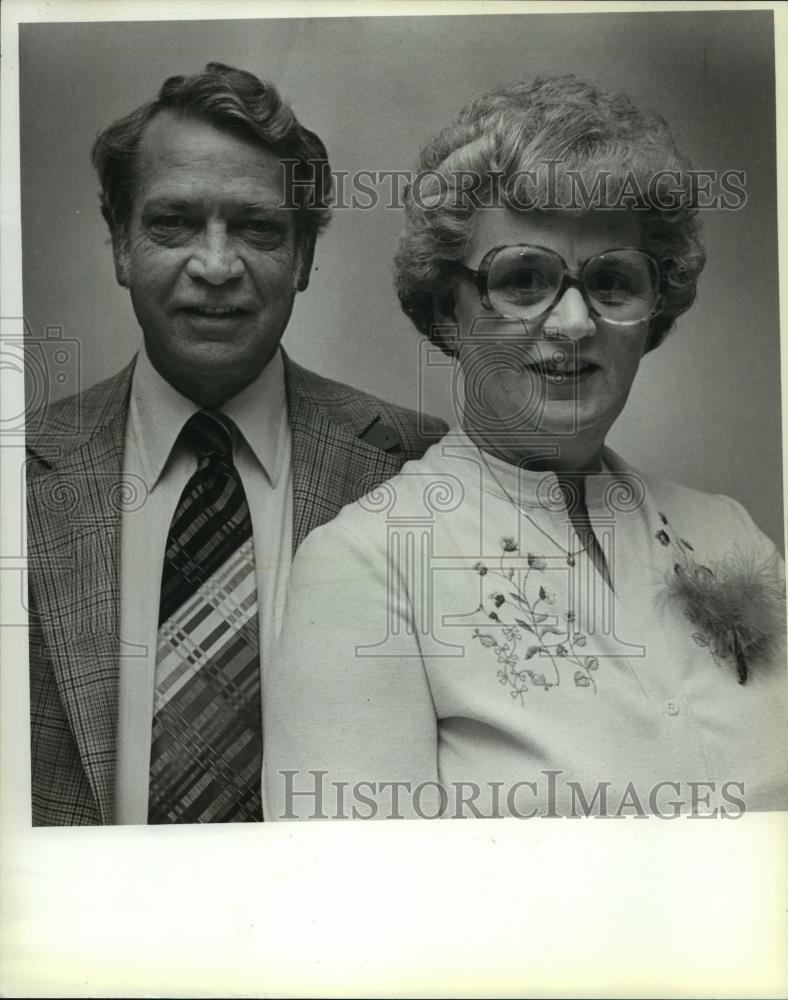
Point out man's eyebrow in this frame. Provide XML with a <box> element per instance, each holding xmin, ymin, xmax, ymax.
<box><xmin>140</xmin><ymin>197</ymin><xmax>289</xmax><ymax>214</ymax></box>
<box><xmin>140</xmin><ymin>197</ymin><xmax>195</xmax><ymax>212</ymax></box>
<box><xmin>235</xmin><ymin>202</ymin><xmax>290</xmax><ymax>214</ymax></box>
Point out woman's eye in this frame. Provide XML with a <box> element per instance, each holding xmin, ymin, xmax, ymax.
<box><xmin>588</xmin><ymin>271</ymin><xmax>631</xmax><ymax>298</ymax></box>
<box><xmin>495</xmin><ymin>269</ymin><xmax>551</xmax><ymax>300</ymax></box>
<box><xmin>503</xmin><ymin>269</ymin><xmax>546</xmax><ymax>287</ymax></box>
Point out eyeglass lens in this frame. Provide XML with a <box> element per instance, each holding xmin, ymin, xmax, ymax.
<box><xmin>486</xmin><ymin>247</ymin><xmax>659</xmax><ymax>324</ymax></box>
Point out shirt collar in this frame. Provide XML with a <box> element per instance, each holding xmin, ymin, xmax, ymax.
<box><xmin>130</xmin><ymin>343</ymin><xmax>288</xmax><ymax>490</ymax></box>
<box><xmin>444</xmin><ymin>424</ymin><xmax>614</xmax><ymax>511</ymax></box>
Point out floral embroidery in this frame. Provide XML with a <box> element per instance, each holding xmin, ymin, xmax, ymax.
<box><xmin>471</xmin><ymin>538</ymin><xmax>599</xmax><ymax>701</ymax></box>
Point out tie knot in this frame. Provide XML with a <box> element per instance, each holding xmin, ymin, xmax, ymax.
<box><xmin>183</xmin><ymin>410</ymin><xmax>236</xmax><ymax>461</ymax></box>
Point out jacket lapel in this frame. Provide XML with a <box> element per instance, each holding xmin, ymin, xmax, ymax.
<box><xmin>285</xmin><ymin>358</ymin><xmax>404</xmax><ymax>552</ymax></box>
<box><xmin>27</xmin><ymin>365</ymin><xmax>133</xmax><ymax>823</ymax></box>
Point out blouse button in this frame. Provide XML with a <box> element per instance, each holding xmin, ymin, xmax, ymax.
<box><xmin>666</xmin><ymin>700</ymin><xmax>680</xmax><ymax>716</ymax></box>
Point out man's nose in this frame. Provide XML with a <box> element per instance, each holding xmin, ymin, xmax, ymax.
<box><xmin>185</xmin><ymin>224</ymin><xmax>244</xmax><ymax>285</ymax></box>
<box><xmin>542</xmin><ymin>286</ymin><xmax>596</xmax><ymax>341</ymax></box>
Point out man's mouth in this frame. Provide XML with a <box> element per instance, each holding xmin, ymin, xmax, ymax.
<box><xmin>181</xmin><ymin>305</ymin><xmax>249</xmax><ymax>318</ymax></box>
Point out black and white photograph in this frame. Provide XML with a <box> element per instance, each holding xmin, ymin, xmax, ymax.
<box><xmin>2</xmin><ymin>2</ymin><xmax>787</xmax><ymax>995</ymax></box>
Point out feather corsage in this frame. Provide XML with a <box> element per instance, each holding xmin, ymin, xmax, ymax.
<box><xmin>655</xmin><ymin>513</ymin><xmax>786</xmax><ymax>684</ymax></box>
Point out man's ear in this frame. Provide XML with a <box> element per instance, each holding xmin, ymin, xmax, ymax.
<box><xmin>294</xmin><ymin>239</ymin><xmax>315</xmax><ymax>293</ymax></box>
<box><xmin>112</xmin><ymin>232</ymin><xmax>131</xmax><ymax>288</ymax></box>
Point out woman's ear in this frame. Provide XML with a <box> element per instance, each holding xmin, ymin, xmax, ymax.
<box><xmin>432</xmin><ymin>286</ymin><xmax>461</xmax><ymax>357</ymax></box>
<box><xmin>432</xmin><ymin>286</ymin><xmax>456</xmax><ymax>325</ymax></box>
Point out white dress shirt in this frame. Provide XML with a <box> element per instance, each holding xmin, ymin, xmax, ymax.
<box><xmin>115</xmin><ymin>343</ymin><xmax>292</xmax><ymax>824</ymax></box>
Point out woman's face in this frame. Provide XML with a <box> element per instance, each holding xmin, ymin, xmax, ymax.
<box><xmin>442</xmin><ymin>208</ymin><xmax>652</xmax><ymax>468</ymax></box>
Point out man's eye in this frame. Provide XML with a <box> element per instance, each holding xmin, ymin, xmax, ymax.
<box><xmin>152</xmin><ymin>215</ymin><xmax>191</xmax><ymax>229</ymax></box>
<box><xmin>242</xmin><ymin>220</ymin><xmax>282</xmax><ymax>241</ymax></box>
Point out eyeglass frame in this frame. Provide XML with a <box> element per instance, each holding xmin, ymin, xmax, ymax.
<box><xmin>453</xmin><ymin>243</ymin><xmax>666</xmax><ymax>327</ymax></box>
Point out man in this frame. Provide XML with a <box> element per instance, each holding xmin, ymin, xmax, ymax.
<box><xmin>27</xmin><ymin>63</ymin><xmax>445</xmax><ymax>826</ymax></box>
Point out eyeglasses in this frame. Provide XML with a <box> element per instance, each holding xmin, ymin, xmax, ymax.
<box><xmin>456</xmin><ymin>244</ymin><xmax>664</xmax><ymax>326</ymax></box>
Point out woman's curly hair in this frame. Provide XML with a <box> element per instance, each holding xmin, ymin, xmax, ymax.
<box><xmin>394</xmin><ymin>75</ymin><xmax>706</xmax><ymax>354</ymax></box>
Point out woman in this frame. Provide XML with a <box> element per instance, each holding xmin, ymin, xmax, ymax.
<box><xmin>263</xmin><ymin>76</ymin><xmax>787</xmax><ymax>819</ymax></box>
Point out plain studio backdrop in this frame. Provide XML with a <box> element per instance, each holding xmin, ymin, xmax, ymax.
<box><xmin>19</xmin><ymin>10</ymin><xmax>784</xmax><ymax>549</ymax></box>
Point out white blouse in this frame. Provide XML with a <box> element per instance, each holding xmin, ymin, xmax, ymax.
<box><xmin>263</xmin><ymin>430</ymin><xmax>787</xmax><ymax>820</ymax></box>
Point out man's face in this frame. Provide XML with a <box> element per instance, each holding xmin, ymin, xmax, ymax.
<box><xmin>116</xmin><ymin>112</ymin><xmax>300</xmax><ymax>406</ymax></box>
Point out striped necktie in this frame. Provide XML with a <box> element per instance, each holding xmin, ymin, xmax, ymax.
<box><xmin>148</xmin><ymin>410</ymin><xmax>263</xmax><ymax>823</ymax></box>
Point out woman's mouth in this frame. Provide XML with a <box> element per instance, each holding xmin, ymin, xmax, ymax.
<box><xmin>521</xmin><ymin>360</ymin><xmax>598</xmax><ymax>382</ymax></box>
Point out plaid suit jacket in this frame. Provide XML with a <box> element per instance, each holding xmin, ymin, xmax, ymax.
<box><xmin>27</xmin><ymin>353</ymin><xmax>446</xmax><ymax>825</ymax></box>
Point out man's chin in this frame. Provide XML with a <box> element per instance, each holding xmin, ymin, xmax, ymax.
<box><xmin>148</xmin><ymin>346</ymin><xmax>275</xmax><ymax>407</ymax></box>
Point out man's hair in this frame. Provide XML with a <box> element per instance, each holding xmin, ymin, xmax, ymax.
<box><xmin>91</xmin><ymin>62</ymin><xmax>332</xmax><ymax>289</ymax></box>
<box><xmin>394</xmin><ymin>75</ymin><xmax>706</xmax><ymax>354</ymax></box>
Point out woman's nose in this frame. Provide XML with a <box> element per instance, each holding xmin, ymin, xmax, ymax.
<box><xmin>185</xmin><ymin>224</ymin><xmax>244</xmax><ymax>285</ymax></box>
<box><xmin>542</xmin><ymin>286</ymin><xmax>596</xmax><ymax>341</ymax></box>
